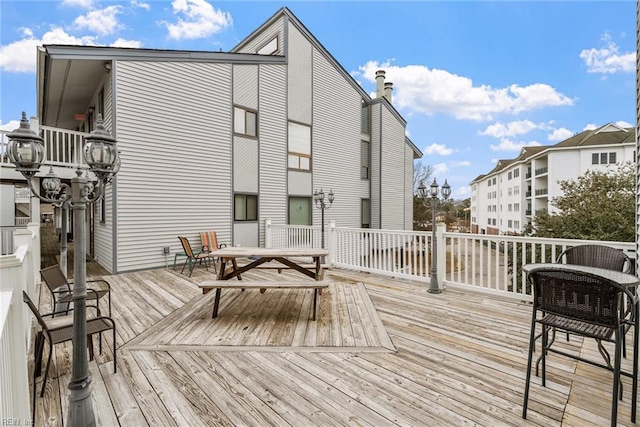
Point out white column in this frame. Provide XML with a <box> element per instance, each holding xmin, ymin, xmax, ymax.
<box><xmin>264</xmin><ymin>218</ymin><xmax>272</xmax><ymax>248</ymax></box>
<box><xmin>328</xmin><ymin>220</ymin><xmax>336</xmax><ymax>266</ymax></box>
<box><xmin>436</xmin><ymin>222</ymin><xmax>447</xmax><ymax>289</ymax></box>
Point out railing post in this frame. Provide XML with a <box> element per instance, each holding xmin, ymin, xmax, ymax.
<box><xmin>27</xmin><ymin>223</ymin><xmax>40</xmax><ymax>282</ymax></box>
<box><xmin>436</xmin><ymin>223</ymin><xmax>446</xmax><ymax>289</ymax></box>
<box><xmin>328</xmin><ymin>221</ymin><xmax>336</xmax><ymax>266</ymax></box>
<box><xmin>264</xmin><ymin>218</ymin><xmax>272</xmax><ymax>248</ymax></box>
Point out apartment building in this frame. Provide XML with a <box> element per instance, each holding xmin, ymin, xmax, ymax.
<box><xmin>470</xmin><ymin>123</ymin><xmax>635</xmax><ymax>235</ymax></box>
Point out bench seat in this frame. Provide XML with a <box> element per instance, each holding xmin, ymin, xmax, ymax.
<box><xmin>198</xmin><ymin>280</ymin><xmax>329</xmax><ymax>320</ymax></box>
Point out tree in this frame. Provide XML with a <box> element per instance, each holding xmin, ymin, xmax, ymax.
<box><xmin>530</xmin><ymin>162</ymin><xmax>635</xmax><ymax>242</ymax></box>
<box><xmin>413</xmin><ymin>161</ymin><xmax>434</xmax><ymax>230</ymax></box>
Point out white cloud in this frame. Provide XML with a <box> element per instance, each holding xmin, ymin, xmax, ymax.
<box><xmin>453</xmin><ymin>160</ymin><xmax>471</xmax><ymax>167</ymax></box>
<box><xmin>432</xmin><ymin>163</ymin><xmax>449</xmax><ymax>175</ymax></box>
<box><xmin>490</xmin><ymin>138</ymin><xmax>541</xmax><ymax>152</ymax></box>
<box><xmin>357</xmin><ymin>60</ymin><xmax>574</xmax><ymax>121</ymax></box>
<box><xmin>547</xmin><ymin>127</ymin><xmax>573</xmax><ymax>142</ymax></box>
<box><xmin>73</xmin><ymin>5</ymin><xmax>124</xmax><ymax>36</ymax></box>
<box><xmin>111</xmin><ymin>38</ymin><xmax>142</xmax><ymax>48</ymax></box>
<box><xmin>455</xmin><ymin>186</ymin><xmax>470</xmax><ymax>198</ymax></box>
<box><xmin>62</xmin><ymin>0</ymin><xmax>93</xmax><ymax>8</ymax></box>
<box><xmin>583</xmin><ymin>123</ymin><xmax>598</xmax><ymax>131</ymax></box>
<box><xmin>131</xmin><ymin>0</ymin><xmax>151</xmax><ymax>10</ymax></box>
<box><xmin>616</xmin><ymin>120</ymin><xmax>633</xmax><ymax>128</ymax></box>
<box><xmin>479</xmin><ymin>120</ymin><xmax>540</xmax><ymax>138</ymax></box>
<box><xmin>423</xmin><ymin>143</ymin><xmax>453</xmax><ymax>156</ymax></box>
<box><xmin>579</xmin><ymin>33</ymin><xmax>635</xmax><ymax>74</ymax></box>
<box><xmin>0</xmin><ymin>120</ymin><xmax>20</xmax><ymax>132</ymax></box>
<box><xmin>0</xmin><ymin>27</ymin><xmax>96</xmax><ymax>73</ymax></box>
<box><xmin>163</xmin><ymin>0</ymin><xmax>232</xmax><ymax>40</ymax></box>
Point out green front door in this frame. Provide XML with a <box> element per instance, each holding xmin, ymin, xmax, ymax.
<box><xmin>289</xmin><ymin>197</ymin><xmax>311</xmax><ymax>225</ymax></box>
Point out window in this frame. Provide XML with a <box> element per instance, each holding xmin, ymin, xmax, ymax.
<box><xmin>361</xmin><ymin>101</ymin><xmax>370</xmax><ymax>134</ymax></box>
<box><xmin>234</xmin><ymin>106</ymin><xmax>257</xmax><ymax>137</ymax></box>
<box><xmin>514</xmin><ymin>220</ymin><xmax>520</xmax><ymax>229</ymax></box>
<box><xmin>508</xmin><ymin>204</ymin><xmax>512</xmax><ymax>212</ymax></box>
<box><xmin>289</xmin><ymin>197</ymin><xmax>311</xmax><ymax>225</ymax></box>
<box><xmin>508</xmin><ymin>220</ymin><xmax>513</xmax><ymax>228</ymax></box>
<box><xmin>513</xmin><ymin>169</ymin><xmax>520</xmax><ymax>178</ymax></box>
<box><xmin>600</xmin><ymin>153</ymin><xmax>608</xmax><ymax>164</ymax></box>
<box><xmin>257</xmin><ymin>36</ymin><xmax>278</xmax><ymax>55</ymax></box>
<box><xmin>234</xmin><ymin>194</ymin><xmax>258</xmax><ymax>221</ymax></box>
<box><xmin>609</xmin><ymin>152</ymin><xmax>617</xmax><ymax>163</ymax></box>
<box><xmin>508</xmin><ymin>171</ymin><xmax>512</xmax><ymax>180</ymax></box>
<box><xmin>361</xmin><ymin>140</ymin><xmax>370</xmax><ymax>179</ymax></box>
<box><xmin>514</xmin><ymin>185</ymin><xmax>520</xmax><ymax>195</ymax></box>
<box><xmin>288</xmin><ymin>122</ymin><xmax>311</xmax><ymax>170</ymax></box>
<box><xmin>361</xmin><ymin>199</ymin><xmax>370</xmax><ymax>228</ymax></box>
<box><xmin>508</xmin><ymin>187</ymin><xmax>512</xmax><ymax>196</ymax></box>
<box><xmin>514</xmin><ymin>203</ymin><xmax>520</xmax><ymax>212</ymax></box>
<box><xmin>592</xmin><ymin>153</ymin><xmax>599</xmax><ymax>164</ymax></box>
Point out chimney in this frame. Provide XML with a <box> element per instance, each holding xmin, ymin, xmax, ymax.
<box><xmin>375</xmin><ymin>70</ymin><xmax>386</xmax><ymax>98</ymax></box>
<box><xmin>384</xmin><ymin>82</ymin><xmax>393</xmax><ymax>103</ymax></box>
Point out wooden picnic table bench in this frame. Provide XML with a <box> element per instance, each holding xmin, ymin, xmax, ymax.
<box><xmin>198</xmin><ymin>280</ymin><xmax>330</xmax><ymax>320</ymax></box>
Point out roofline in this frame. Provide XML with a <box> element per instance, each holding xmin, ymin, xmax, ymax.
<box><xmin>42</xmin><ymin>44</ymin><xmax>287</xmax><ymax>65</ymax></box>
<box><xmin>405</xmin><ymin>136</ymin><xmax>423</xmax><ymax>159</ymax></box>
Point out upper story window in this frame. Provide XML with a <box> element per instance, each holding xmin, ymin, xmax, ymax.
<box><xmin>257</xmin><ymin>36</ymin><xmax>278</xmax><ymax>55</ymax></box>
<box><xmin>592</xmin><ymin>152</ymin><xmax>617</xmax><ymax>165</ymax></box>
<box><xmin>508</xmin><ymin>171</ymin><xmax>512</xmax><ymax>180</ymax></box>
<box><xmin>234</xmin><ymin>106</ymin><xmax>257</xmax><ymax>137</ymax></box>
<box><xmin>513</xmin><ymin>169</ymin><xmax>520</xmax><ymax>178</ymax></box>
<box><xmin>361</xmin><ymin>101</ymin><xmax>370</xmax><ymax>134</ymax></box>
<box><xmin>288</xmin><ymin>121</ymin><xmax>311</xmax><ymax>171</ymax></box>
<box><xmin>361</xmin><ymin>140</ymin><xmax>370</xmax><ymax>179</ymax></box>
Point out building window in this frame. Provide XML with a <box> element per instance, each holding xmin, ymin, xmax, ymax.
<box><xmin>592</xmin><ymin>153</ymin><xmax>599</xmax><ymax>164</ymax></box>
<box><xmin>234</xmin><ymin>194</ymin><xmax>258</xmax><ymax>221</ymax></box>
<box><xmin>513</xmin><ymin>169</ymin><xmax>519</xmax><ymax>178</ymax></box>
<box><xmin>508</xmin><ymin>171</ymin><xmax>512</xmax><ymax>180</ymax></box>
<box><xmin>508</xmin><ymin>204</ymin><xmax>512</xmax><ymax>212</ymax></box>
<box><xmin>234</xmin><ymin>106</ymin><xmax>257</xmax><ymax>137</ymax></box>
<box><xmin>361</xmin><ymin>101</ymin><xmax>370</xmax><ymax>134</ymax></box>
<box><xmin>361</xmin><ymin>199</ymin><xmax>370</xmax><ymax>228</ymax></box>
<box><xmin>514</xmin><ymin>203</ymin><xmax>520</xmax><ymax>212</ymax></box>
<box><xmin>361</xmin><ymin>140</ymin><xmax>370</xmax><ymax>179</ymax></box>
<box><xmin>609</xmin><ymin>152</ymin><xmax>617</xmax><ymax>163</ymax></box>
<box><xmin>289</xmin><ymin>197</ymin><xmax>311</xmax><ymax>225</ymax></box>
<box><xmin>288</xmin><ymin>121</ymin><xmax>311</xmax><ymax>170</ymax></box>
<box><xmin>257</xmin><ymin>36</ymin><xmax>278</xmax><ymax>55</ymax></box>
<box><xmin>508</xmin><ymin>220</ymin><xmax>513</xmax><ymax>228</ymax></box>
<box><xmin>514</xmin><ymin>220</ymin><xmax>520</xmax><ymax>229</ymax></box>
<box><xmin>600</xmin><ymin>153</ymin><xmax>608</xmax><ymax>164</ymax></box>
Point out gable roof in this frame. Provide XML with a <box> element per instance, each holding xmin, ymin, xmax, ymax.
<box><xmin>553</xmin><ymin>123</ymin><xmax>634</xmax><ymax>148</ymax></box>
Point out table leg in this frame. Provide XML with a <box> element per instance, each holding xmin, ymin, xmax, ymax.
<box><xmin>212</xmin><ymin>288</ymin><xmax>222</xmax><ymax>318</ymax></box>
<box><xmin>312</xmin><ymin>289</ymin><xmax>318</xmax><ymax>321</ymax></box>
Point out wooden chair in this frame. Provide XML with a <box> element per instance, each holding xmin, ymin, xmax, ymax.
<box><xmin>40</xmin><ymin>264</ymin><xmax>112</xmax><ymax>316</ymax></box>
<box><xmin>522</xmin><ymin>268</ymin><xmax>638</xmax><ymax>426</ymax></box>
<box><xmin>22</xmin><ymin>291</ymin><xmax>116</xmax><ymax>422</ymax></box>
<box><xmin>199</xmin><ymin>230</ymin><xmax>227</xmax><ymax>273</ymax></box>
<box><xmin>178</xmin><ymin>236</ymin><xmax>211</xmax><ymax>277</ymax></box>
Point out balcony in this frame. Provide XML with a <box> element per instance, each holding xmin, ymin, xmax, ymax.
<box><xmin>535</xmin><ymin>166</ymin><xmax>548</xmax><ymax>176</ymax></box>
<box><xmin>535</xmin><ymin>188</ymin><xmax>548</xmax><ymax>196</ymax></box>
<box><xmin>525</xmin><ymin>210</ymin><xmax>532</xmax><ymax>216</ymax></box>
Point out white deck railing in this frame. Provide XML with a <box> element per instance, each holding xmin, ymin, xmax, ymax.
<box><xmin>266</xmin><ymin>220</ymin><xmax>636</xmax><ymax>302</ymax></box>
<box><xmin>1</xmin><ymin>127</ymin><xmax>88</xmax><ymax>168</ymax></box>
<box><xmin>0</xmin><ymin>225</ymin><xmax>39</xmax><ymax>424</ymax></box>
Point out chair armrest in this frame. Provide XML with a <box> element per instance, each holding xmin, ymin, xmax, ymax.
<box><xmin>219</xmin><ymin>243</ymin><xmax>228</xmax><ymax>249</ymax></box>
<box><xmin>87</xmin><ymin>279</ymin><xmax>111</xmax><ymax>291</ymax></box>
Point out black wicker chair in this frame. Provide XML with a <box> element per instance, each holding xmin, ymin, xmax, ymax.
<box><xmin>522</xmin><ymin>267</ymin><xmax>638</xmax><ymax>427</ymax></box>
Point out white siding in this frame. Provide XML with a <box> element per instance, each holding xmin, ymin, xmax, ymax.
<box><xmin>94</xmin><ymin>73</ymin><xmax>114</xmax><ymax>272</ymax></box>
<box><xmin>233</xmin><ymin>65</ymin><xmax>258</xmax><ymax>109</ymax></box>
<box><xmin>380</xmin><ymin>105</ymin><xmax>406</xmax><ymax>230</ymax></box>
<box><xmin>234</xmin><ymin>16</ymin><xmax>285</xmax><ymax>55</ymax></box>
<box><xmin>287</xmin><ymin>25</ymin><xmax>312</xmax><ymax>124</ymax></box>
<box><xmin>288</xmin><ymin>170</ymin><xmax>311</xmax><ymax>195</ymax></box>
<box><xmin>258</xmin><ymin>64</ymin><xmax>287</xmax><ymax>245</ymax></box>
<box><xmin>233</xmin><ymin>222</ymin><xmax>259</xmax><ymax>247</ymax></box>
<box><xmin>114</xmin><ymin>61</ymin><xmax>233</xmax><ymax>272</ymax></box>
<box><xmin>311</xmin><ymin>47</ymin><xmax>362</xmax><ymax>228</ymax></box>
<box><xmin>370</xmin><ymin>104</ymin><xmax>381</xmax><ymax>229</ymax></box>
<box><xmin>233</xmin><ymin>137</ymin><xmax>258</xmax><ymax>193</ymax></box>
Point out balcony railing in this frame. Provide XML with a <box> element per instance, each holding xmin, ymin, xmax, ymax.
<box><xmin>1</xmin><ymin>127</ymin><xmax>88</xmax><ymax>168</ymax></box>
<box><xmin>535</xmin><ymin>167</ymin><xmax>548</xmax><ymax>175</ymax></box>
<box><xmin>535</xmin><ymin>188</ymin><xmax>548</xmax><ymax>196</ymax></box>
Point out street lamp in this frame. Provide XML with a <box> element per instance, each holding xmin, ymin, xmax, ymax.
<box><xmin>8</xmin><ymin>112</ymin><xmax>120</xmax><ymax>426</ymax></box>
<box><xmin>418</xmin><ymin>178</ymin><xmax>451</xmax><ymax>294</ymax></box>
<box><xmin>313</xmin><ymin>188</ymin><xmax>334</xmax><ymax>252</ymax></box>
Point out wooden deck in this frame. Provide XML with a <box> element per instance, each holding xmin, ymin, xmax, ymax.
<box><xmin>31</xmin><ymin>262</ymin><xmax>640</xmax><ymax>426</ymax></box>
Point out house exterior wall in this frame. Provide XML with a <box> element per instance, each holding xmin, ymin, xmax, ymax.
<box><xmin>405</xmin><ymin>145</ymin><xmax>414</xmax><ymax>230</ymax></box>
<box><xmin>380</xmin><ymin>105</ymin><xmax>407</xmax><ymax>230</ymax></box>
<box><xmin>234</xmin><ymin>16</ymin><xmax>285</xmax><ymax>56</ymax></box>
<box><xmin>114</xmin><ymin>61</ymin><xmax>233</xmax><ymax>272</ymax></box>
<box><xmin>370</xmin><ymin>103</ymin><xmax>381</xmax><ymax>229</ymax></box>
<box><xmin>257</xmin><ymin>63</ymin><xmax>288</xmax><ymax>247</ymax></box>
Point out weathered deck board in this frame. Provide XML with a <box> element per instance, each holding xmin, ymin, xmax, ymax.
<box><xmin>28</xmin><ymin>264</ymin><xmax>640</xmax><ymax>426</ymax></box>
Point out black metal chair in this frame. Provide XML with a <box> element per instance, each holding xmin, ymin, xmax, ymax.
<box><xmin>177</xmin><ymin>236</ymin><xmax>211</xmax><ymax>277</ymax></box>
<box><xmin>522</xmin><ymin>267</ymin><xmax>638</xmax><ymax>427</ymax></box>
<box><xmin>22</xmin><ymin>291</ymin><xmax>116</xmax><ymax>423</ymax></box>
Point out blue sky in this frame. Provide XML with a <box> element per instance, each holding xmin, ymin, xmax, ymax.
<box><xmin>0</xmin><ymin>1</ymin><xmax>636</xmax><ymax>198</ymax></box>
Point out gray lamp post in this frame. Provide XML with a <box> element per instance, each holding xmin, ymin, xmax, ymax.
<box><xmin>418</xmin><ymin>178</ymin><xmax>451</xmax><ymax>294</ymax></box>
<box><xmin>313</xmin><ymin>188</ymin><xmax>334</xmax><ymax>252</ymax></box>
<box><xmin>8</xmin><ymin>112</ymin><xmax>120</xmax><ymax>426</ymax></box>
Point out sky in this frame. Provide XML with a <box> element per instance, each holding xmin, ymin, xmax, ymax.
<box><xmin>0</xmin><ymin>1</ymin><xmax>636</xmax><ymax>199</ymax></box>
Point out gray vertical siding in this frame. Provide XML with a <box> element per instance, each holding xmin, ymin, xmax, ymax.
<box><xmin>93</xmin><ymin>73</ymin><xmax>114</xmax><ymax>272</ymax></box>
<box><xmin>233</xmin><ymin>65</ymin><xmax>258</xmax><ymax>109</ymax></box>
<box><xmin>310</xmin><ymin>47</ymin><xmax>363</xmax><ymax>229</ymax></box>
<box><xmin>370</xmin><ymin>103</ymin><xmax>381</xmax><ymax>229</ymax></box>
<box><xmin>380</xmin><ymin>106</ymin><xmax>407</xmax><ymax>230</ymax></box>
<box><xmin>288</xmin><ymin>170</ymin><xmax>311</xmax><ymax>195</ymax></box>
<box><xmin>233</xmin><ymin>222</ymin><xmax>259</xmax><ymax>247</ymax></box>
<box><xmin>287</xmin><ymin>25</ymin><xmax>312</xmax><ymax>124</ymax></box>
<box><xmin>258</xmin><ymin>63</ymin><xmax>288</xmax><ymax>246</ymax></box>
<box><xmin>114</xmin><ymin>61</ymin><xmax>233</xmax><ymax>272</ymax></box>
